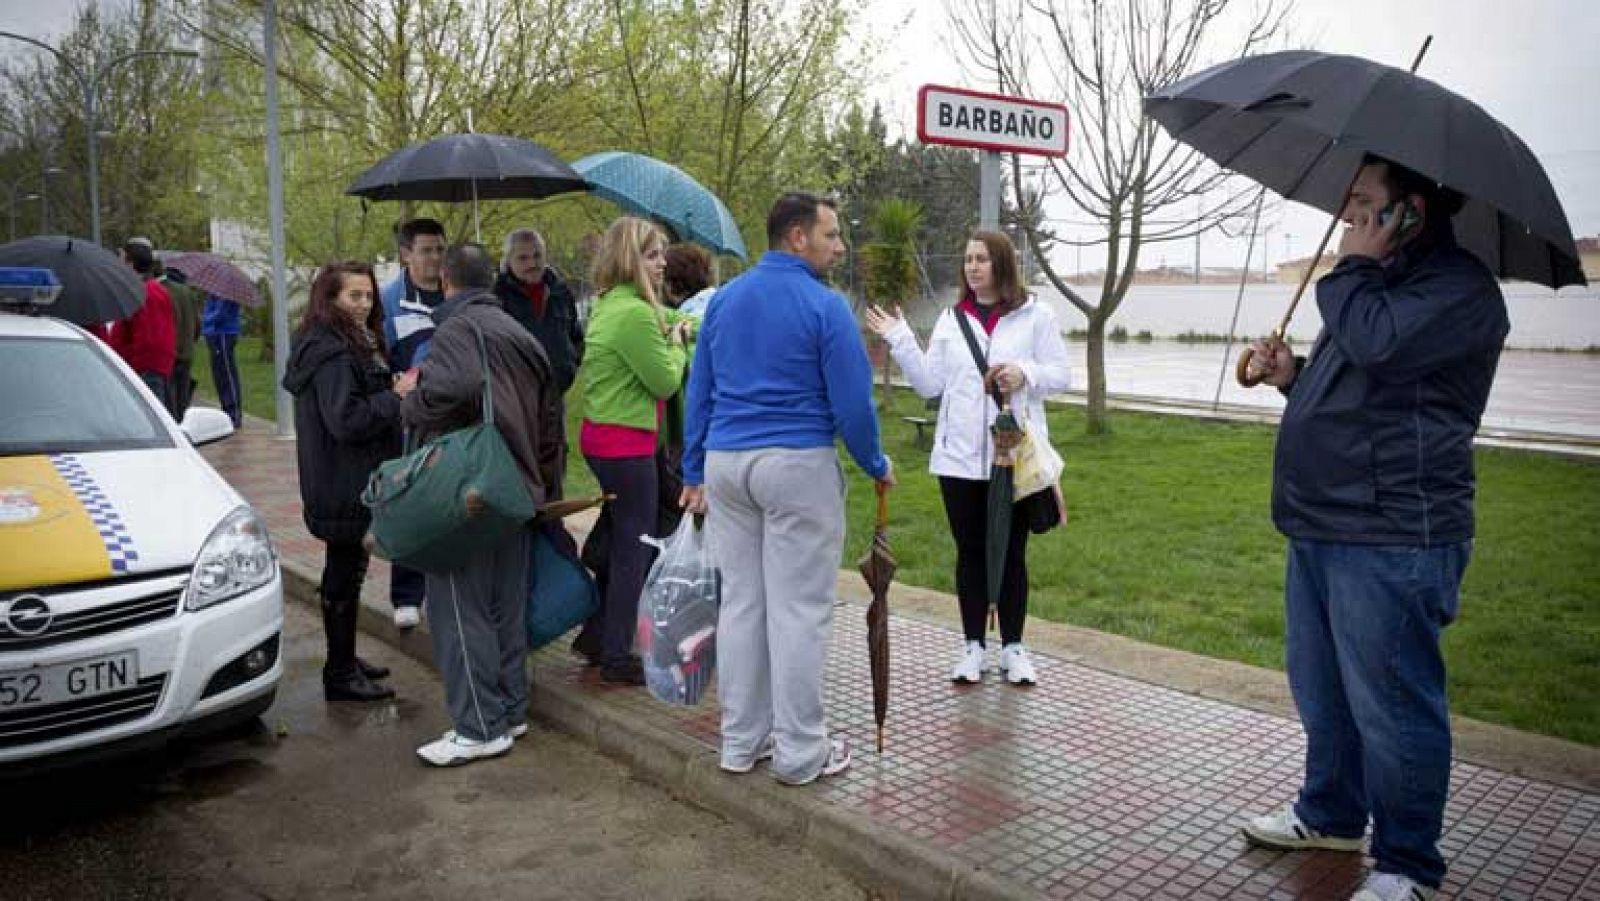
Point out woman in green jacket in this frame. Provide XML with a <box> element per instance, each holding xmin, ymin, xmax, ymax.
<box><xmin>576</xmin><ymin>217</ymin><xmax>692</xmax><ymax>684</ymax></box>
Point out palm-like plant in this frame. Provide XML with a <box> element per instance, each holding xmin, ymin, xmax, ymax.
<box><xmin>862</xmin><ymin>198</ymin><xmax>925</xmax><ymax>402</ymax></box>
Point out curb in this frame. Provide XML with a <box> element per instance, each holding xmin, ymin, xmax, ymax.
<box><xmin>276</xmin><ymin>557</ymin><xmax>1037</xmax><ymax>901</ymax></box>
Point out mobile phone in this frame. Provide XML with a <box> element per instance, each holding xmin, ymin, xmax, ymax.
<box><xmin>1378</xmin><ymin>201</ymin><xmax>1421</xmax><ymax>238</ymax></box>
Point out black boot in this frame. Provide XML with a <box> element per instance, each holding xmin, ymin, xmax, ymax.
<box><xmin>570</xmin><ymin>626</ymin><xmax>602</xmax><ymax>667</ymax></box>
<box><xmin>322</xmin><ymin>591</ymin><xmax>394</xmax><ymax>702</ymax></box>
<box><xmin>356</xmin><ymin>657</ymin><xmax>390</xmax><ymax>680</ymax></box>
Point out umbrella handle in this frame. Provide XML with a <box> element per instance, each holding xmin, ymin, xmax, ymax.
<box><xmin>1237</xmin><ymin>34</ymin><xmax>1434</xmax><ymax>389</ymax></box>
<box><xmin>875</xmin><ymin>480</ymin><xmax>889</xmax><ymax>528</ymax></box>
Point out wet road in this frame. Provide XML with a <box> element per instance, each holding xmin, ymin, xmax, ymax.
<box><xmin>1</xmin><ymin>604</ymin><xmax>866</xmax><ymax>901</ymax></box>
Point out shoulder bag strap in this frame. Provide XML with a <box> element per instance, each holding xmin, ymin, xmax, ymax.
<box><xmin>952</xmin><ymin>306</ymin><xmax>1005</xmax><ymax>408</ymax></box>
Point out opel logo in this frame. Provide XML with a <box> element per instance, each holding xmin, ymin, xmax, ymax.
<box><xmin>2</xmin><ymin>594</ymin><xmax>54</xmax><ymax>638</ymax></box>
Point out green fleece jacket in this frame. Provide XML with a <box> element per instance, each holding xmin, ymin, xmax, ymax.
<box><xmin>578</xmin><ymin>283</ymin><xmax>689</xmax><ymax>433</ymax></box>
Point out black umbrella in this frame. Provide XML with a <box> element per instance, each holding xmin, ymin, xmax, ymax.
<box><xmin>985</xmin><ymin>390</ymin><xmax>1024</xmax><ymax>609</ymax></box>
<box><xmin>0</xmin><ymin>235</ymin><xmax>144</xmax><ymax>327</ymax></box>
<box><xmin>346</xmin><ymin>132</ymin><xmax>587</xmax><ymax>239</ymax></box>
<box><xmin>1145</xmin><ymin>50</ymin><xmax>1587</xmax><ymax>290</ymax></box>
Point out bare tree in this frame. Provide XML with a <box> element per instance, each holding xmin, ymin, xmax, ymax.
<box><xmin>948</xmin><ymin>0</ymin><xmax>1289</xmax><ymax>433</ymax></box>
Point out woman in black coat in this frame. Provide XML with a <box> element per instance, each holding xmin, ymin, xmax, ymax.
<box><xmin>283</xmin><ymin>261</ymin><xmax>417</xmax><ymax>702</ymax></box>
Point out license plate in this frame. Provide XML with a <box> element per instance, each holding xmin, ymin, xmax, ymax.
<box><xmin>0</xmin><ymin>652</ymin><xmax>139</xmax><ymax>712</ymax></box>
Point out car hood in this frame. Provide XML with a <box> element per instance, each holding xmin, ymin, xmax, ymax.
<box><xmin>0</xmin><ymin>448</ymin><xmax>245</xmax><ymax>591</ymax></box>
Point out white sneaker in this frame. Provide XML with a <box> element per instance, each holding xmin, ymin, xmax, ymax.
<box><xmin>394</xmin><ymin>606</ymin><xmax>421</xmax><ymax>630</ymax></box>
<box><xmin>446</xmin><ymin>723</ymin><xmax>528</xmax><ymax>742</ymax></box>
<box><xmin>1242</xmin><ymin>804</ymin><xmax>1365</xmax><ymax>852</ymax></box>
<box><xmin>776</xmin><ymin>738</ymin><xmax>851</xmax><ymax>785</ymax></box>
<box><xmin>719</xmin><ymin>736</ymin><xmax>776</xmax><ymax>774</ymax></box>
<box><xmin>1000</xmin><ymin>643</ymin><xmax>1037</xmax><ymax>685</ymax></box>
<box><xmin>950</xmin><ymin>641</ymin><xmax>985</xmax><ymax>684</ymax></box>
<box><xmin>1349</xmin><ymin>872</ymin><xmax>1436</xmax><ymax>901</ymax></box>
<box><xmin>416</xmin><ymin>730</ymin><xmax>513</xmax><ymax>767</ymax></box>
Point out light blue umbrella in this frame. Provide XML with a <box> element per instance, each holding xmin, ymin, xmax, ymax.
<box><xmin>573</xmin><ymin>152</ymin><xmax>748</xmax><ymax>261</ymax></box>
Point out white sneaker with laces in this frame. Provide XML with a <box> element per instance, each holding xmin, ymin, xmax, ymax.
<box><xmin>416</xmin><ymin>730</ymin><xmax>513</xmax><ymax>767</ymax></box>
<box><xmin>1349</xmin><ymin>872</ymin><xmax>1436</xmax><ymax>901</ymax></box>
<box><xmin>776</xmin><ymin>738</ymin><xmax>851</xmax><ymax>785</ymax></box>
<box><xmin>719</xmin><ymin>736</ymin><xmax>776</xmax><ymax>774</ymax></box>
<box><xmin>950</xmin><ymin>641</ymin><xmax>985</xmax><ymax>684</ymax></box>
<box><xmin>445</xmin><ymin>723</ymin><xmax>528</xmax><ymax>742</ymax></box>
<box><xmin>394</xmin><ymin>606</ymin><xmax>421</xmax><ymax>630</ymax></box>
<box><xmin>1242</xmin><ymin>804</ymin><xmax>1365</xmax><ymax>852</ymax></box>
<box><xmin>1000</xmin><ymin>643</ymin><xmax>1037</xmax><ymax>685</ymax></box>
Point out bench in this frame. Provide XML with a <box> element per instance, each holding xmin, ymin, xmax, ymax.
<box><xmin>902</xmin><ymin>416</ymin><xmax>933</xmax><ymax>448</ymax></box>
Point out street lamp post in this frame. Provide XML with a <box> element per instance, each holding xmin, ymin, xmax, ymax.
<box><xmin>6</xmin><ymin>174</ymin><xmax>41</xmax><ymax>240</ymax></box>
<box><xmin>0</xmin><ymin>31</ymin><xmax>197</xmax><ymax>246</ymax></box>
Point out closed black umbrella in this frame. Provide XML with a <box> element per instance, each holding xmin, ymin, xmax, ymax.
<box><xmin>1144</xmin><ymin>50</ymin><xmax>1587</xmax><ymax>289</ymax></box>
<box><xmin>0</xmin><ymin>235</ymin><xmax>144</xmax><ymax>327</ymax></box>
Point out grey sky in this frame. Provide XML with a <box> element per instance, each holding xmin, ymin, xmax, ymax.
<box><xmin>5</xmin><ymin>0</ymin><xmax>1596</xmax><ymax>273</ymax></box>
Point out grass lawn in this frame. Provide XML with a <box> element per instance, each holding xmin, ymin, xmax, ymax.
<box><xmin>203</xmin><ymin>337</ymin><xmax>1600</xmax><ymax>745</ymax></box>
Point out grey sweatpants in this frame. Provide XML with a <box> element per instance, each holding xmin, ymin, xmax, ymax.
<box><xmin>424</xmin><ymin>529</ymin><xmax>531</xmax><ymax>742</ymax></box>
<box><xmin>705</xmin><ymin>447</ymin><xmax>845</xmax><ymax>783</ymax></box>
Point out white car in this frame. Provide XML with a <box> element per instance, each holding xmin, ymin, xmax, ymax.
<box><xmin>0</xmin><ymin>296</ymin><xmax>282</xmax><ymax>773</ymax></box>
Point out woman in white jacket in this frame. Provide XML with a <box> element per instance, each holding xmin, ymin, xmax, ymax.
<box><xmin>865</xmin><ymin>231</ymin><xmax>1072</xmax><ymax>686</ymax></box>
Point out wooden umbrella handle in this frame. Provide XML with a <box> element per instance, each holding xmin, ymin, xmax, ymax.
<box><xmin>875</xmin><ymin>479</ymin><xmax>889</xmax><ymax>528</ymax></box>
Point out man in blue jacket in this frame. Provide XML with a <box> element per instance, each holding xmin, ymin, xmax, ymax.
<box><xmin>1241</xmin><ymin>156</ymin><xmax>1509</xmax><ymax>901</ymax></box>
<box><xmin>380</xmin><ymin>217</ymin><xmax>448</xmax><ymax>630</ymax></box>
<box><xmin>201</xmin><ymin>292</ymin><xmax>243</xmax><ymax>427</ymax></box>
<box><xmin>680</xmin><ymin>193</ymin><xmax>893</xmax><ymax>786</ymax></box>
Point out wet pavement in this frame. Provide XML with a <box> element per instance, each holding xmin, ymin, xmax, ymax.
<box><xmin>193</xmin><ymin>417</ymin><xmax>1600</xmax><ymax>900</ymax></box>
<box><xmin>0</xmin><ymin>603</ymin><xmax>868</xmax><ymax>901</ymax></box>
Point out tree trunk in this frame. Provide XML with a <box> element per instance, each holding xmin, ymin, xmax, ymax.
<box><xmin>1085</xmin><ymin>313</ymin><xmax>1109</xmax><ymax>434</ymax></box>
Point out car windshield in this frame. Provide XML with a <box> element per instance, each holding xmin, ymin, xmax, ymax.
<box><xmin>0</xmin><ymin>334</ymin><xmax>173</xmax><ymax>455</ymax></box>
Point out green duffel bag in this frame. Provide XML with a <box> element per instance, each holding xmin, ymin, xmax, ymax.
<box><xmin>361</xmin><ymin>323</ymin><xmax>536</xmax><ymax>573</ymax></box>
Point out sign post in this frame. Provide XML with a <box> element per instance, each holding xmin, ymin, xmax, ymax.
<box><xmin>917</xmin><ymin>85</ymin><xmax>1069</xmax><ymax>233</ymax></box>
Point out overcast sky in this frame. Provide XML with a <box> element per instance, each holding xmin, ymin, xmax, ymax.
<box><xmin>5</xmin><ymin>0</ymin><xmax>1596</xmax><ymax>274</ymax></box>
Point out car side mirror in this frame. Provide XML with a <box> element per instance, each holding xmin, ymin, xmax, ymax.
<box><xmin>181</xmin><ymin>407</ymin><xmax>235</xmax><ymax>446</ymax></box>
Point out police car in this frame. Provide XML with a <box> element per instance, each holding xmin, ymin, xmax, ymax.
<box><xmin>0</xmin><ymin>268</ymin><xmax>282</xmax><ymax>772</ymax></box>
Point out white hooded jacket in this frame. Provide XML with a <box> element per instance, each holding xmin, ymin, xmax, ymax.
<box><xmin>884</xmin><ymin>297</ymin><xmax>1073</xmax><ymax>481</ymax></box>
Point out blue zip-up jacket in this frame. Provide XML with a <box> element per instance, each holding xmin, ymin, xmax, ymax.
<box><xmin>682</xmin><ymin>251</ymin><xmax>888</xmax><ymax>486</ymax></box>
<box><xmin>1272</xmin><ymin>228</ymin><xmax>1508</xmax><ymax>546</ymax></box>
<box><xmin>201</xmin><ymin>295</ymin><xmax>241</xmax><ymax>337</ymax></box>
<box><xmin>380</xmin><ymin>271</ymin><xmax>444</xmax><ymax>370</ymax></box>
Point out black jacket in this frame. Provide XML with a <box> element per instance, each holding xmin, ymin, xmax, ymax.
<box><xmin>282</xmin><ymin>323</ymin><xmax>403</xmax><ymax>544</ymax></box>
<box><xmin>1273</xmin><ymin>227</ymin><xmax>1509</xmax><ymax>546</ymax></box>
<box><xmin>492</xmin><ymin>268</ymin><xmax>584</xmax><ymax>392</ymax></box>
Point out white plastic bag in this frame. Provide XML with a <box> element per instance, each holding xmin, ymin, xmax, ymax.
<box><xmin>637</xmin><ymin>517</ymin><xmax>720</xmax><ymax>706</ymax></box>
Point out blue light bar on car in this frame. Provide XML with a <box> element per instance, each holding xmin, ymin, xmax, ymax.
<box><xmin>0</xmin><ymin>267</ymin><xmax>63</xmax><ymax>307</ymax></box>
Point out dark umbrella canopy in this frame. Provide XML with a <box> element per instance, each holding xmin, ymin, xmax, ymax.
<box><xmin>346</xmin><ymin>133</ymin><xmax>587</xmax><ymax>203</ymax></box>
<box><xmin>857</xmin><ymin>482</ymin><xmax>895</xmax><ymax>754</ymax></box>
<box><xmin>162</xmin><ymin>251</ymin><xmax>261</xmax><ymax>308</ymax></box>
<box><xmin>0</xmin><ymin>235</ymin><xmax>144</xmax><ymax>327</ymax></box>
<box><xmin>1145</xmin><ymin>50</ymin><xmax>1586</xmax><ymax>288</ymax></box>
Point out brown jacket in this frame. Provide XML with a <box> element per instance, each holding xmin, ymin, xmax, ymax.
<box><xmin>400</xmin><ymin>290</ymin><xmax>564</xmax><ymax>507</ymax></box>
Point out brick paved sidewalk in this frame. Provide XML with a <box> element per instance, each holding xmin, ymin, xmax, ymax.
<box><xmin>202</xmin><ymin>418</ymin><xmax>1600</xmax><ymax>900</ymax></box>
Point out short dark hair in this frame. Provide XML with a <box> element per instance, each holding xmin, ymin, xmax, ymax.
<box><xmin>1371</xmin><ymin>157</ymin><xmax>1464</xmax><ymax>221</ymax></box>
<box><xmin>766</xmin><ymin>192</ymin><xmax>837</xmax><ymax>249</ymax></box>
<box><xmin>443</xmin><ymin>242</ymin><xmax>495</xmax><ymax>290</ymax></box>
<box><xmin>122</xmin><ymin>240</ymin><xmax>156</xmax><ymax>275</ymax></box>
<box><xmin>663</xmin><ymin>243</ymin><xmax>713</xmax><ymax>303</ymax></box>
<box><xmin>395</xmin><ymin>217</ymin><xmax>446</xmax><ymax>250</ymax></box>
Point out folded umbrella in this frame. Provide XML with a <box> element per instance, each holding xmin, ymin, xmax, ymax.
<box><xmin>0</xmin><ymin>235</ymin><xmax>144</xmax><ymax>327</ymax></box>
<box><xmin>857</xmin><ymin>482</ymin><xmax>896</xmax><ymax>753</ymax></box>
<box><xmin>162</xmin><ymin>251</ymin><xmax>261</xmax><ymax>308</ymax></box>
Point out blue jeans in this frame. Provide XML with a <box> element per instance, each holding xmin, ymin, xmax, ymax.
<box><xmin>1286</xmin><ymin>539</ymin><xmax>1470</xmax><ymax>889</ymax></box>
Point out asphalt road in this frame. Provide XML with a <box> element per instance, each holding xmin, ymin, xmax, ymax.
<box><xmin>1</xmin><ymin>602</ymin><xmax>867</xmax><ymax>901</ymax></box>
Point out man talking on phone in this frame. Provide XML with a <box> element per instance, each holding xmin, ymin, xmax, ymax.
<box><xmin>1240</xmin><ymin>155</ymin><xmax>1509</xmax><ymax>901</ymax></box>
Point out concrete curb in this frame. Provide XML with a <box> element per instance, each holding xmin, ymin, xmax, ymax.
<box><xmin>276</xmin><ymin>557</ymin><xmax>1037</xmax><ymax>901</ymax></box>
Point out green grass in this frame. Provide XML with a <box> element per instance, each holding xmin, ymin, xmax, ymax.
<box><xmin>194</xmin><ymin>336</ymin><xmax>281</xmax><ymax>423</ymax></box>
<box><xmin>205</xmin><ymin>338</ymin><xmax>1600</xmax><ymax>744</ymax></box>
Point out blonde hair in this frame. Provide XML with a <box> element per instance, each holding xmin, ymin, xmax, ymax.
<box><xmin>591</xmin><ymin>217</ymin><xmax>667</xmax><ymax>311</ymax></box>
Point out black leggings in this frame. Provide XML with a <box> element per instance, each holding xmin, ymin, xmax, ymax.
<box><xmin>939</xmin><ymin>476</ymin><xmax>1030</xmax><ymax>646</ymax></box>
<box><xmin>585</xmin><ymin>454</ymin><xmax>659</xmax><ymax>666</ymax></box>
<box><xmin>320</xmin><ymin>541</ymin><xmax>371</xmax><ymax>672</ymax></box>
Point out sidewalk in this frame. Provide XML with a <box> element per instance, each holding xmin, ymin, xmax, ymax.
<box><xmin>202</xmin><ymin>418</ymin><xmax>1600</xmax><ymax>900</ymax></box>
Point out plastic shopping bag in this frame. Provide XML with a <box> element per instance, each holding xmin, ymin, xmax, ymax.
<box><xmin>637</xmin><ymin>517</ymin><xmax>720</xmax><ymax>706</ymax></box>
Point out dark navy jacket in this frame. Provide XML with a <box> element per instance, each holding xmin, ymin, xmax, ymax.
<box><xmin>1272</xmin><ymin>229</ymin><xmax>1508</xmax><ymax>546</ymax></box>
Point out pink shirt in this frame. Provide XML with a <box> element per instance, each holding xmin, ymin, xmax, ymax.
<box><xmin>579</xmin><ymin>401</ymin><xmax>664</xmax><ymax>459</ymax></box>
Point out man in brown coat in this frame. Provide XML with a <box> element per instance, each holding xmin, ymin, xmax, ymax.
<box><xmin>401</xmin><ymin>242</ymin><xmax>564</xmax><ymax>767</ymax></box>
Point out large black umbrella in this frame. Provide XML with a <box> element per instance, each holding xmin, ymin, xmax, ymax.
<box><xmin>1144</xmin><ymin>50</ymin><xmax>1587</xmax><ymax>290</ymax></box>
<box><xmin>0</xmin><ymin>235</ymin><xmax>144</xmax><ymax>327</ymax></box>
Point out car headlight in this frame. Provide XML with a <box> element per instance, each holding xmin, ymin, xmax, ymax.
<box><xmin>186</xmin><ymin>506</ymin><xmax>277</xmax><ymax>611</ymax></box>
